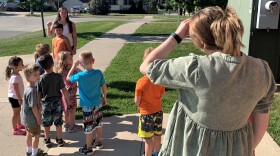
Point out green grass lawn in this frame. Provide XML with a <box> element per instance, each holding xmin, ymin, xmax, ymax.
<box><xmin>134</xmin><ymin>22</ymin><xmax>178</xmax><ymax>36</ymax></box>
<box><xmin>268</xmin><ymin>94</ymin><xmax>280</xmax><ymax>145</ymax></box>
<box><xmin>70</xmin><ymin>13</ymin><xmax>147</xmax><ymax>19</ymax></box>
<box><xmin>0</xmin><ymin>21</ymin><xmax>126</xmax><ymax>56</ymax></box>
<box><xmin>75</xmin><ymin>42</ymin><xmax>203</xmax><ymax>118</ymax></box>
<box><xmin>75</xmin><ymin>42</ymin><xmax>280</xmax><ymax>146</ymax></box>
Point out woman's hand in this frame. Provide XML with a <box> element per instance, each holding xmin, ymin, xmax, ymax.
<box><xmin>47</xmin><ymin>21</ymin><xmax>52</xmax><ymax>27</ymax></box>
<box><xmin>175</xmin><ymin>19</ymin><xmax>190</xmax><ymax>40</ymax></box>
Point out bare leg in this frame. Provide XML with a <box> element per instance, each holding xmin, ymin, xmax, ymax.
<box><xmin>12</xmin><ymin>107</ymin><xmax>21</xmax><ymax>130</ymax></box>
<box><xmin>69</xmin><ymin>109</ymin><xmax>75</xmax><ymax>127</ymax></box>
<box><xmin>153</xmin><ymin>135</ymin><xmax>161</xmax><ymax>153</ymax></box>
<box><xmin>56</xmin><ymin>125</ymin><xmax>62</xmax><ymax>139</ymax></box>
<box><xmin>44</xmin><ymin>127</ymin><xmax>50</xmax><ymax>139</ymax></box>
<box><xmin>86</xmin><ymin>132</ymin><xmax>93</xmax><ymax>149</ymax></box>
<box><xmin>145</xmin><ymin>138</ymin><xmax>154</xmax><ymax>156</ymax></box>
<box><xmin>64</xmin><ymin>110</ymin><xmax>69</xmax><ymax>127</ymax></box>
<box><xmin>26</xmin><ymin>131</ymin><xmax>32</xmax><ymax>147</ymax></box>
<box><xmin>96</xmin><ymin>127</ymin><xmax>102</xmax><ymax>142</ymax></box>
<box><xmin>33</xmin><ymin>134</ymin><xmax>40</xmax><ymax>149</ymax></box>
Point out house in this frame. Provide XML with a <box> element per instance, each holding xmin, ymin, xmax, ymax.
<box><xmin>63</xmin><ymin>0</ymin><xmax>90</xmax><ymax>12</ymax></box>
<box><xmin>109</xmin><ymin>0</ymin><xmax>148</xmax><ymax>12</ymax></box>
<box><xmin>89</xmin><ymin>0</ymin><xmax>148</xmax><ymax>13</ymax></box>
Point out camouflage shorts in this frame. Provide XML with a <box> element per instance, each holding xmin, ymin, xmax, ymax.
<box><xmin>138</xmin><ymin>111</ymin><xmax>163</xmax><ymax>138</ymax></box>
<box><xmin>42</xmin><ymin>100</ymin><xmax>63</xmax><ymax>127</ymax></box>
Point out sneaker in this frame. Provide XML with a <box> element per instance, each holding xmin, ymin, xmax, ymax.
<box><xmin>64</xmin><ymin>124</ymin><xmax>69</xmax><ymax>132</ymax></box>
<box><xmin>12</xmin><ymin>129</ymin><xmax>26</xmax><ymax>135</ymax></box>
<box><xmin>68</xmin><ymin>124</ymin><xmax>83</xmax><ymax>133</ymax></box>
<box><xmin>79</xmin><ymin>145</ymin><xmax>94</xmax><ymax>155</ymax></box>
<box><xmin>17</xmin><ymin>124</ymin><xmax>25</xmax><ymax>129</ymax></box>
<box><xmin>43</xmin><ymin>138</ymin><xmax>51</xmax><ymax>146</ymax></box>
<box><xmin>56</xmin><ymin>138</ymin><xmax>64</xmax><ymax>147</ymax></box>
<box><xmin>26</xmin><ymin>152</ymin><xmax>31</xmax><ymax>156</ymax></box>
<box><xmin>94</xmin><ymin>141</ymin><xmax>103</xmax><ymax>149</ymax></box>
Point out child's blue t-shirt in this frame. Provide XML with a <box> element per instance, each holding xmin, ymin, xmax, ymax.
<box><xmin>35</xmin><ymin>58</ymin><xmax>45</xmax><ymax>75</ymax></box>
<box><xmin>69</xmin><ymin>69</ymin><xmax>105</xmax><ymax>107</ymax></box>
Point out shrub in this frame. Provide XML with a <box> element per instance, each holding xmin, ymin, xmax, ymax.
<box><xmin>89</xmin><ymin>0</ymin><xmax>110</xmax><ymax>15</ymax></box>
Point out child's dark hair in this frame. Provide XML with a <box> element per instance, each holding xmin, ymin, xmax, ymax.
<box><xmin>38</xmin><ymin>54</ymin><xmax>54</xmax><ymax>70</ymax></box>
<box><xmin>5</xmin><ymin>56</ymin><xmax>23</xmax><ymax>80</ymax></box>
<box><xmin>53</xmin><ymin>23</ymin><xmax>63</xmax><ymax>30</ymax></box>
<box><xmin>23</xmin><ymin>64</ymin><xmax>40</xmax><ymax>78</ymax></box>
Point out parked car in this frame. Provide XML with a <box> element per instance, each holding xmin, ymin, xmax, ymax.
<box><xmin>4</xmin><ymin>2</ymin><xmax>19</xmax><ymax>11</ymax></box>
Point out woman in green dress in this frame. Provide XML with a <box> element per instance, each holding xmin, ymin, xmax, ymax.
<box><xmin>140</xmin><ymin>6</ymin><xmax>276</xmax><ymax>156</ymax></box>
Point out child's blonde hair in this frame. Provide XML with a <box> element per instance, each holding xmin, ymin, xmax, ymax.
<box><xmin>23</xmin><ymin>64</ymin><xmax>40</xmax><ymax>79</ymax></box>
<box><xmin>79</xmin><ymin>51</ymin><xmax>94</xmax><ymax>65</ymax></box>
<box><xmin>57</xmin><ymin>51</ymin><xmax>71</xmax><ymax>74</ymax></box>
<box><xmin>34</xmin><ymin>43</ymin><xmax>50</xmax><ymax>61</ymax></box>
<box><xmin>143</xmin><ymin>47</ymin><xmax>154</xmax><ymax>61</ymax></box>
<box><xmin>190</xmin><ymin>6</ymin><xmax>244</xmax><ymax>56</ymax></box>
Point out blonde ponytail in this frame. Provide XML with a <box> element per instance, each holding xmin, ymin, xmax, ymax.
<box><xmin>190</xmin><ymin>6</ymin><xmax>244</xmax><ymax>56</ymax></box>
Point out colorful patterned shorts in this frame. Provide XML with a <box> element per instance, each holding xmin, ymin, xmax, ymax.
<box><xmin>138</xmin><ymin>111</ymin><xmax>163</xmax><ymax>139</ymax></box>
<box><xmin>42</xmin><ymin>100</ymin><xmax>63</xmax><ymax>127</ymax></box>
<box><xmin>82</xmin><ymin>105</ymin><xmax>103</xmax><ymax>134</ymax></box>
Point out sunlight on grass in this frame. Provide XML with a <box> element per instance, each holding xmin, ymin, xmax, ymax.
<box><xmin>76</xmin><ymin>42</ymin><xmax>202</xmax><ymax>117</ymax></box>
<box><xmin>134</xmin><ymin>22</ymin><xmax>178</xmax><ymax>36</ymax></box>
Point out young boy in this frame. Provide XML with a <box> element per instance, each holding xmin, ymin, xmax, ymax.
<box><xmin>135</xmin><ymin>47</ymin><xmax>165</xmax><ymax>156</ymax></box>
<box><xmin>66</xmin><ymin>51</ymin><xmax>107</xmax><ymax>155</ymax></box>
<box><xmin>52</xmin><ymin>23</ymin><xmax>72</xmax><ymax>62</ymax></box>
<box><xmin>21</xmin><ymin>64</ymin><xmax>41</xmax><ymax>156</ymax></box>
<box><xmin>37</xmin><ymin>54</ymin><xmax>71</xmax><ymax>147</ymax></box>
<box><xmin>34</xmin><ymin>43</ymin><xmax>51</xmax><ymax>75</ymax></box>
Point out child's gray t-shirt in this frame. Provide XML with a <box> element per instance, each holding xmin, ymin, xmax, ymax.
<box><xmin>21</xmin><ymin>86</ymin><xmax>39</xmax><ymax>127</ymax></box>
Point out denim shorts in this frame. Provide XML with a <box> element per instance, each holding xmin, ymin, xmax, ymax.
<box><xmin>82</xmin><ymin>105</ymin><xmax>103</xmax><ymax>134</ymax></box>
<box><xmin>42</xmin><ymin>100</ymin><xmax>63</xmax><ymax>127</ymax></box>
<box><xmin>138</xmin><ymin>111</ymin><xmax>163</xmax><ymax>139</ymax></box>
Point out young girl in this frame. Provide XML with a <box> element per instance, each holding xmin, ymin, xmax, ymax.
<box><xmin>57</xmin><ymin>51</ymin><xmax>82</xmax><ymax>132</ymax></box>
<box><xmin>6</xmin><ymin>56</ymin><xmax>26</xmax><ymax>135</ymax></box>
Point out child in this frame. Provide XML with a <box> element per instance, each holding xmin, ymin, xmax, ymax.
<box><xmin>21</xmin><ymin>64</ymin><xmax>41</xmax><ymax>156</ymax></box>
<box><xmin>6</xmin><ymin>56</ymin><xmax>26</xmax><ymax>135</ymax></box>
<box><xmin>37</xmin><ymin>54</ymin><xmax>71</xmax><ymax>147</ymax></box>
<box><xmin>57</xmin><ymin>51</ymin><xmax>83</xmax><ymax>132</ymax></box>
<box><xmin>34</xmin><ymin>43</ymin><xmax>51</xmax><ymax>75</ymax></box>
<box><xmin>135</xmin><ymin>47</ymin><xmax>165</xmax><ymax>156</ymax></box>
<box><xmin>66</xmin><ymin>51</ymin><xmax>107</xmax><ymax>155</ymax></box>
<box><xmin>52</xmin><ymin>23</ymin><xmax>72</xmax><ymax>63</ymax></box>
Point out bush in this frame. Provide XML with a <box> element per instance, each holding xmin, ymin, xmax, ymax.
<box><xmin>89</xmin><ymin>0</ymin><xmax>110</xmax><ymax>15</ymax></box>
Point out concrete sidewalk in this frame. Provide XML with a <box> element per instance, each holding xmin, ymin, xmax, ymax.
<box><xmin>0</xmin><ymin>18</ymin><xmax>279</xmax><ymax>156</ymax></box>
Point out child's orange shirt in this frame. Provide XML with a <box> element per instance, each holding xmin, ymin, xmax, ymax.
<box><xmin>52</xmin><ymin>37</ymin><xmax>67</xmax><ymax>60</ymax></box>
<box><xmin>135</xmin><ymin>76</ymin><xmax>165</xmax><ymax>115</ymax></box>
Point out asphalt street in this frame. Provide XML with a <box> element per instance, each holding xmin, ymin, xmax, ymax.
<box><xmin>0</xmin><ymin>12</ymin><xmax>133</xmax><ymax>39</ymax></box>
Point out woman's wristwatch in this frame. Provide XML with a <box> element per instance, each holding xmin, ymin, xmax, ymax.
<box><xmin>171</xmin><ymin>33</ymin><xmax>182</xmax><ymax>44</ymax></box>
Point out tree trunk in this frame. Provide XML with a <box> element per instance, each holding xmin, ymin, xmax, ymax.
<box><xmin>41</xmin><ymin>0</ymin><xmax>46</xmax><ymax>37</ymax></box>
<box><xmin>30</xmin><ymin>4</ymin><xmax>33</xmax><ymax>14</ymax></box>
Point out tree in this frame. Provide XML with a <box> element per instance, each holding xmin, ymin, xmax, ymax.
<box><xmin>19</xmin><ymin>0</ymin><xmax>43</xmax><ymax>14</ymax></box>
<box><xmin>89</xmin><ymin>0</ymin><xmax>110</xmax><ymax>15</ymax></box>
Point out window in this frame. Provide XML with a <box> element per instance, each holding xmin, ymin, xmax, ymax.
<box><xmin>108</xmin><ymin>0</ymin><xmax>118</xmax><ymax>5</ymax></box>
<box><xmin>124</xmin><ymin>0</ymin><xmax>132</xmax><ymax>5</ymax></box>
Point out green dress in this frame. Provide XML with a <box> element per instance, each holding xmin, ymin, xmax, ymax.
<box><xmin>146</xmin><ymin>52</ymin><xmax>276</xmax><ymax>156</ymax></box>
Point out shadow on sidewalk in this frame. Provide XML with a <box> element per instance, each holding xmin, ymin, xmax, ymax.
<box><xmin>47</xmin><ymin>114</ymin><xmax>165</xmax><ymax>155</ymax></box>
